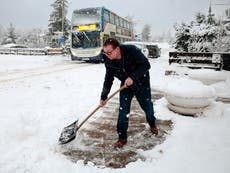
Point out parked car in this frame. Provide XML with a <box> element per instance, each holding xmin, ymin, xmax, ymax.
<box><xmin>143</xmin><ymin>43</ymin><xmax>161</xmax><ymax>58</ymax></box>
<box><xmin>123</xmin><ymin>41</ymin><xmax>149</xmax><ymax>58</ymax></box>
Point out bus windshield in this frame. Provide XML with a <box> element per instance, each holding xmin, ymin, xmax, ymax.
<box><xmin>72</xmin><ymin>31</ymin><xmax>100</xmax><ymax>49</ymax></box>
<box><xmin>72</xmin><ymin>8</ymin><xmax>101</xmax><ymax>25</ymax></box>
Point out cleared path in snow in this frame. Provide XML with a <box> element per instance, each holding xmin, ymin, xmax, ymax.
<box><xmin>59</xmin><ymin>90</ymin><xmax>173</xmax><ymax>168</ymax></box>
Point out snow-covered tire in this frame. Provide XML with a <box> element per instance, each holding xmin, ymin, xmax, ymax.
<box><xmin>167</xmin><ymin>103</ymin><xmax>205</xmax><ymax>116</ymax></box>
<box><xmin>165</xmin><ymin>78</ymin><xmax>216</xmax><ymax>108</ymax></box>
<box><xmin>165</xmin><ymin>94</ymin><xmax>215</xmax><ymax>108</ymax></box>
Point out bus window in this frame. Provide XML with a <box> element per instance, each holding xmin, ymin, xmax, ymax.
<box><xmin>127</xmin><ymin>23</ymin><xmax>131</xmax><ymax>30</ymax></box>
<box><xmin>103</xmin><ymin>35</ymin><xmax>110</xmax><ymax>43</ymax></box>
<box><xmin>72</xmin><ymin>8</ymin><xmax>101</xmax><ymax>25</ymax></box>
<box><xmin>128</xmin><ymin>31</ymin><xmax>131</xmax><ymax>37</ymax></box>
<box><xmin>121</xmin><ymin>19</ymin><xmax>125</xmax><ymax>28</ymax></box>
<box><xmin>116</xmin><ymin>28</ymin><xmax>121</xmax><ymax>35</ymax></box>
<box><xmin>115</xmin><ymin>16</ymin><xmax>119</xmax><ymax>26</ymax></box>
<box><xmin>104</xmin><ymin>10</ymin><xmax>109</xmax><ymax>22</ymax></box>
<box><xmin>110</xmin><ymin>13</ymin><xmax>115</xmax><ymax>24</ymax></box>
<box><xmin>125</xmin><ymin>21</ymin><xmax>128</xmax><ymax>29</ymax></box>
<box><xmin>110</xmin><ymin>32</ymin><xmax>116</xmax><ymax>38</ymax></box>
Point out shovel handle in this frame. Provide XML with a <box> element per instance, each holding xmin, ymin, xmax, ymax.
<box><xmin>77</xmin><ymin>85</ymin><xmax>126</xmax><ymax>130</ymax></box>
<box><xmin>104</xmin><ymin>85</ymin><xmax>126</xmax><ymax>102</ymax></box>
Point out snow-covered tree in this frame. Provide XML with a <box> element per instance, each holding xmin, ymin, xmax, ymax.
<box><xmin>17</xmin><ymin>28</ymin><xmax>49</xmax><ymax>48</ymax></box>
<box><xmin>173</xmin><ymin>22</ymin><xmax>191</xmax><ymax>51</ymax></box>
<box><xmin>173</xmin><ymin>12</ymin><xmax>229</xmax><ymax>52</ymax></box>
<box><xmin>141</xmin><ymin>24</ymin><xmax>151</xmax><ymax>42</ymax></box>
<box><xmin>195</xmin><ymin>13</ymin><xmax>206</xmax><ymax>24</ymax></box>
<box><xmin>187</xmin><ymin>12</ymin><xmax>219</xmax><ymax>52</ymax></box>
<box><xmin>217</xmin><ymin>23</ymin><xmax>230</xmax><ymax>52</ymax></box>
<box><xmin>48</xmin><ymin>0</ymin><xmax>70</xmax><ymax>47</ymax></box>
<box><xmin>188</xmin><ymin>24</ymin><xmax>218</xmax><ymax>52</ymax></box>
<box><xmin>2</xmin><ymin>23</ymin><xmax>17</xmax><ymax>45</ymax></box>
<box><xmin>207</xmin><ymin>12</ymin><xmax>217</xmax><ymax>25</ymax></box>
<box><xmin>0</xmin><ymin>25</ymin><xmax>5</xmax><ymax>45</ymax></box>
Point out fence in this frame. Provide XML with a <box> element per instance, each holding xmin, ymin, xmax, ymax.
<box><xmin>169</xmin><ymin>51</ymin><xmax>230</xmax><ymax>71</ymax></box>
<box><xmin>0</xmin><ymin>47</ymin><xmax>66</xmax><ymax>56</ymax></box>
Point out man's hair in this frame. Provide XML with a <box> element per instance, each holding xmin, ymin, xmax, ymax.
<box><xmin>103</xmin><ymin>38</ymin><xmax>120</xmax><ymax>49</ymax></box>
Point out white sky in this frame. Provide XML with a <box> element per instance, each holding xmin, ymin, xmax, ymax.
<box><xmin>0</xmin><ymin>0</ymin><xmax>228</xmax><ymax>35</ymax></box>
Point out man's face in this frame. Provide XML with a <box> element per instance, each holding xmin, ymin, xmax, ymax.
<box><xmin>103</xmin><ymin>44</ymin><xmax>120</xmax><ymax>60</ymax></box>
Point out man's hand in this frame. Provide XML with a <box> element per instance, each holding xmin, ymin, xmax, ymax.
<box><xmin>124</xmin><ymin>77</ymin><xmax>133</xmax><ymax>87</ymax></box>
<box><xmin>100</xmin><ymin>100</ymin><xmax>107</xmax><ymax>107</ymax></box>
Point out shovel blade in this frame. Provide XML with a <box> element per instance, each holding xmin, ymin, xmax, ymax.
<box><xmin>59</xmin><ymin>120</ymin><xmax>78</xmax><ymax>145</ymax></box>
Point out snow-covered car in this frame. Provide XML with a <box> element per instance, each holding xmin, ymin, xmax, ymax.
<box><xmin>144</xmin><ymin>43</ymin><xmax>161</xmax><ymax>58</ymax></box>
<box><xmin>123</xmin><ymin>41</ymin><xmax>149</xmax><ymax>58</ymax></box>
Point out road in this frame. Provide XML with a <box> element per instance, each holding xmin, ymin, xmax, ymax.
<box><xmin>0</xmin><ymin>61</ymin><xmax>90</xmax><ymax>84</ymax></box>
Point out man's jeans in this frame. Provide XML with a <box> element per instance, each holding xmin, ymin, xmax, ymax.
<box><xmin>117</xmin><ymin>84</ymin><xmax>156</xmax><ymax>140</ymax></box>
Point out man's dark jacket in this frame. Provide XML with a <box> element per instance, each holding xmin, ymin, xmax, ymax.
<box><xmin>100</xmin><ymin>44</ymin><xmax>151</xmax><ymax>100</ymax></box>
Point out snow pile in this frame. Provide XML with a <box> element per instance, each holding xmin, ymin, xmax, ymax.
<box><xmin>187</xmin><ymin>69</ymin><xmax>229</xmax><ymax>85</ymax></box>
<box><xmin>165</xmin><ymin>78</ymin><xmax>216</xmax><ymax>115</ymax></box>
<box><xmin>0</xmin><ymin>54</ymin><xmax>69</xmax><ymax>71</ymax></box>
<box><xmin>211</xmin><ymin>77</ymin><xmax>230</xmax><ymax>99</ymax></box>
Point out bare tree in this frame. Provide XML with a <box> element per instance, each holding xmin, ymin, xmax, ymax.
<box><xmin>125</xmin><ymin>15</ymin><xmax>137</xmax><ymax>34</ymax></box>
<box><xmin>141</xmin><ymin>24</ymin><xmax>151</xmax><ymax>42</ymax></box>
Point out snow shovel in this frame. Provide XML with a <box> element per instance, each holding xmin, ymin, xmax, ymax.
<box><xmin>58</xmin><ymin>85</ymin><xmax>126</xmax><ymax>145</ymax></box>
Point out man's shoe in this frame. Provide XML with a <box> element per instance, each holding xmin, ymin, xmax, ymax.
<box><xmin>114</xmin><ymin>139</ymin><xmax>127</xmax><ymax>148</ymax></box>
<box><xmin>151</xmin><ymin>124</ymin><xmax>158</xmax><ymax>135</ymax></box>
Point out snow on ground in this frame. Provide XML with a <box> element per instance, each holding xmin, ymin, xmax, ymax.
<box><xmin>0</xmin><ymin>43</ymin><xmax>230</xmax><ymax>173</ymax></box>
<box><xmin>0</xmin><ymin>54</ymin><xmax>70</xmax><ymax>71</ymax></box>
